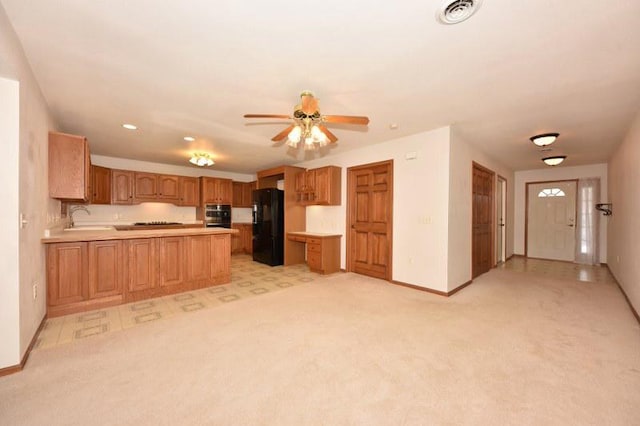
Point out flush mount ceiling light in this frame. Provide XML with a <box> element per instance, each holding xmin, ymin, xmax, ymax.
<box><xmin>542</xmin><ymin>155</ymin><xmax>566</xmax><ymax>166</ymax></box>
<box><xmin>122</xmin><ymin>123</ymin><xmax>137</xmax><ymax>130</ymax></box>
<box><xmin>530</xmin><ymin>132</ymin><xmax>559</xmax><ymax>147</ymax></box>
<box><xmin>189</xmin><ymin>153</ymin><xmax>214</xmax><ymax>167</ymax></box>
<box><xmin>183</xmin><ymin>136</ymin><xmax>195</xmax><ymax>142</ymax></box>
<box><xmin>436</xmin><ymin>0</ymin><xmax>483</xmax><ymax>25</ymax></box>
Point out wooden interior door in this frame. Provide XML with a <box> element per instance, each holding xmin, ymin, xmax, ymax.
<box><xmin>472</xmin><ymin>162</ymin><xmax>495</xmax><ymax>278</ymax></box>
<box><xmin>347</xmin><ymin>160</ymin><xmax>393</xmax><ymax>280</ymax></box>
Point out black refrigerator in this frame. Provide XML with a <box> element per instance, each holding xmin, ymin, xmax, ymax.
<box><xmin>252</xmin><ymin>188</ymin><xmax>284</xmax><ymax>266</ymax></box>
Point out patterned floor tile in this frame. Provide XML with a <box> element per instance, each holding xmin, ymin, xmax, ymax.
<box><xmin>35</xmin><ymin>255</ymin><xmax>322</xmax><ymax>350</ymax></box>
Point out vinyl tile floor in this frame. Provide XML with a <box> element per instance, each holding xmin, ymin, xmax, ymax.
<box><xmin>498</xmin><ymin>256</ymin><xmax>616</xmax><ymax>284</ymax></box>
<box><xmin>35</xmin><ymin>255</ymin><xmax>324</xmax><ymax>351</ymax></box>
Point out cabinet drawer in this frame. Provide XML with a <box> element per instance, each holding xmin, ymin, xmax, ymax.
<box><xmin>307</xmin><ymin>243</ymin><xmax>321</xmax><ymax>253</ymax></box>
<box><xmin>287</xmin><ymin>234</ymin><xmax>306</xmax><ymax>242</ymax></box>
<box><xmin>307</xmin><ymin>251</ymin><xmax>322</xmax><ymax>269</ymax></box>
<box><xmin>307</xmin><ymin>238</ymin><xmax>321</xmax><ymax>245</ymax></box>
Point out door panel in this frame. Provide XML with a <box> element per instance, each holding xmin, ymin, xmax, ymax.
<box><xmin>472</xmin><ymin>163</ymin><xmax>495</xmax><ymax>278</ymax></box>
<box><xmin>527</xmin><ymin>181</ymin><xmax>577</xmax><ymax>261</ymax></box>
<box><xmin>347</xmin><ymin>160</ymin><xmax>393</xmax><ymax>280</ymax></box>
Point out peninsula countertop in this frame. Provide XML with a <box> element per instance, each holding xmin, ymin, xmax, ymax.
<box><xmin>42</xmin><ymin>226</ymin><xmax>238</xmax><ymax>244</ymax></box>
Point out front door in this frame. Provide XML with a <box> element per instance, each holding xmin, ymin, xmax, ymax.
<box><xmin>526</xmin><ymin>181</ymin><xmax>577</xmax><ymax>261</ymax></box>
<box><xmin>347</xmin><ymin>160</ymin><xmax>393</xmax><ymax>280</ymax></box>
<box><xmin>472</xmin><ymin>162</ymin><xmax>495</xmax><ymax>278</ymax></box>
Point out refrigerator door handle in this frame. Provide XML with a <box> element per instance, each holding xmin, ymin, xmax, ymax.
<box><xmin>252</xmin><ymin>204</ymin><xmax>258</xmax><ymax>224</ymax></box>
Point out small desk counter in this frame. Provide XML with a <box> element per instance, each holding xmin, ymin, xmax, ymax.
<box><xmin>286</xmin><ymin>232</ymin><xmax>342</xmax><ymax>275</ymax></box>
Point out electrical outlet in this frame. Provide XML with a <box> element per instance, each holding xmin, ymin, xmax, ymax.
<box><xmin>32</xmin><ymin>283</ymin><xmax>38</xmax><ymax>300</ymax></box>
<box><xmin>616</xmin><ymin>255</ymin><xmax>620</xmax><ymax>263</ymax></box>
<box><xmin>408</xmin><ymin>257</ymin><xmax>413</xmax><ymax>264</ymax></box>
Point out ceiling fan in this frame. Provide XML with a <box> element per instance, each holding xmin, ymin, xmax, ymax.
<box><xmin>244</xmin><ymin>91</ymin><xmax>369</xmax><ymax>150</ymax></box>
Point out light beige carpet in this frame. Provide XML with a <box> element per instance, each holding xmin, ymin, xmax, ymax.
<box><xmin>1</xmin><ymin>268</ymin><xmax>639</xmax><ymax>425</ymax></box>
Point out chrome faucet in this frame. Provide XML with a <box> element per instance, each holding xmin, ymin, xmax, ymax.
<box><xmin>68</xmin><ymin>205</ymin><xmax>91</xmax><ymax>228</ymax></box>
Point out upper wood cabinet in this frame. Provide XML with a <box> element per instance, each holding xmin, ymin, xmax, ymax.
<box><xmin>134</xmin><ymin>172</ymin><xmax>159</xmax><ymax>202</ymax></box>
<box><xmin>90</xmin><ymin>165</ymin><xmax>111</xmax><ymax>204</ymax></box>
<box><xmin>179</xmin><ymin>176</ymin><xmax>200</xmax><ymax>207</ymax></box>
<box><xmin>112</xmin><ymin>170</ymin><xmax>134</xmax><ymax>204</ymax></box>
<box><xmin>133</xmin><ymin>173</ymin><xmax>182</xmax><ymax>203</ymax></box>
<box><xmin>157</xmin><ymin>175</ymin><xmax>180</xmax><ymax>202</ymax></box>
<box><xmin>295</xmin><ymin>166</ymin><xmax>341</xmax><ymax>205</ymax></box>
<box><xmin>201</xmin><ymin>177</ymin><xmax>233</xmax><ymax>205</ymax></box>
<box><xmin>49</xmin><ymin>132</ymin><xmax>91</xmax><ymax>201</ymax></box>
<box><xmin>232</xmin><ymin>181</ymin><xmax>257</xmax><ymax>207</ymax></box>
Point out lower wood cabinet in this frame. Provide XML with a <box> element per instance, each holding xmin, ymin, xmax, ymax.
<box><xmin>286</xmin><ymin>233</ymin><xmax>341</xmax><ymax>274</ymax></box>
<box><xmin>46</xmin><ymin>233</ymin><xmax>232</xmax><ymax>317</ymax></box>
<box><xmin>231</xmin><ymin>224</ymin><xmax>253</xmax><ymax>255</ymax></box>
<box><xmin>88</xmin><ymin>241</ymin><xmax>123</xmax><ymax>299</ymax></box>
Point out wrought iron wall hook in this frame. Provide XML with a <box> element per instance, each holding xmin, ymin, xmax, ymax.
<box><xmin>595</xmin><ymin>203</ymin><xmax>612</xmax><ymax>216</ymax></box>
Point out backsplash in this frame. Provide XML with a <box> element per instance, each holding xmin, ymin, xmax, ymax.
<box><xmin>70</xmin><ymin>203</ymin><xmax>198</xmax><ymax>225</ymax></box>
<box><xmin>232</xmin><ymin>207</ymin><xmax>252</xmax><ymax>223</ymax></box>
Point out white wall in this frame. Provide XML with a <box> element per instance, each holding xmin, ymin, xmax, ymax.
<box><xmin>297</xmin><ymin>127</ymin><xmax>452</xmax><ymax>292</ymax></box>
<box><xmin>0</xmin><ymin>3</ymin><xmax>61</xmax><ymax>367</ymax></box>
<box><xmin>448</xmin><ymin>127</ymin><xmax>515</xmax><ymax>291</ymax></box>
<box><xmin>0</xmin><ymin>77</ymin><xmax>21</xmax><ymax>368</ymax></box>
<box><xmin>608</xmin><ymin>109</ymin><xmax>640</xmax><ymax>313</ymax></box>
<box><xmin>514</xmin><ymin>163</ymin><xmax>608</xmax><ymax>262</ymax></box>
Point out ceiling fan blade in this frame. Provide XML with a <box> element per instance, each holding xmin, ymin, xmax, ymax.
<box><xmin>271</xmin><ymin>125</ymin><xmax>295</xmax><ymax>142</ymax></box>
<box><xmin>244</xmin><ymin>114</ymin><xmax>291</xmax><ymax>119</ymax></box>
<box><xmin>301</xmin><ymin>95</ymin><xmax>318</xmax><ymax>115</ymax></box>
<box><xmin>318</xmin><ymin>125</ymin><xmax>338</xmax><ymax>143</ymax></box>
<box><xmin>323</xmin><ymin>115</ymin><xmax>369</xmax><ymax>125</ymax></box>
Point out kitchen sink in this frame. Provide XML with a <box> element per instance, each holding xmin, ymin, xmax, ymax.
<box><xmin>63</xmin><ymin>226</ymin><xmax>115</xmax><ymax>231</ymax></box>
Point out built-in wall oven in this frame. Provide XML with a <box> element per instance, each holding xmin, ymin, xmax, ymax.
<box><xmin>204</xmin><ymin>204</ymin><xmax>231</xmax><ymax>228</ymax></box>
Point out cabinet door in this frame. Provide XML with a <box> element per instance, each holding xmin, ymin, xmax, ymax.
<box><xmin>47</xmin><ymin>242</ymin><xmax>88</xmax><ymax>306</ymax></box>
<box><xmin>201</xmin><ymin>178</ymin><xmax>216</xmax><ymax>204</ymax></box>
<box><xmin>157</xmin><ymin>175</ymin><xmax>180</xmax><ymax>202</ymax></box>
<box><xmin>159</xmin><ymin>237</ymin><xmax>185</xmax><ymax>287</ymax></box>
<box><xmin>48</xmin><ymin>132</ymin><xmax>90</xmax><ymax>201</ymax></box>
<box><xmin>232</xmin><ymin>182</ymin><xmax>243</xmax><ymax>207</ymax></box>
<box><xmin>134</xmin><ymin>172</ymin><xmax>158</xmax><ymax>202</ymax></box>
<box><xmin>231</xmin><ymin>224</ymin><xmax>243</xmax><ymax>254</ymax></box>
<box><xmin>242</xmin><ymin>224</ymin><xmax>253</xmax><ymax>254</ymax></box>
<box><xmin>127</xmin><ymin>239</ymin><xmax>157</xmax><ymax>292</ymax></box>
<box><xmin>312</xmin><ymin>166</ymin><xmax>341</xmax><ymax>206</ymax></box>
<box><xmin>185</xmin><ymin>235</ymin><xmax>212</xmax><ymax>281</ymax></box>
<box><xmin>242</xmin><ymin>182</ymin><xmax>256</xmax><ymax>207</ymax></box>
<box><xmin>295</xmin><ymin>171</ymin><xmax>306</xmax><ymax>192</ymax></box>
<box><xmin>91</xmin><ymin>165</ymin><xmax>112</xmax><ymax>204</ymax></box>
<box><xmin>180</xmin><ymin>177</ymin><xmax>200</xmax><ymax>207</ymax></box>
<box><xmin>88</xmin><ymin>241</ymin><xmax>123</xmax><ymax>299</ymax></box>
<box><xmin>218</xmin><ymin>179</ymin><xmax>233</xmax><ymax>204</ymax></box>
<box><xmin>112</xmin><ymin>170</ymin><xmax>134</xmax><ymax>204</ymax></box>
<box><xmin>211</xmin><ymin>234</ymin><xmax>231</xmax><ymax>278</ymax></box>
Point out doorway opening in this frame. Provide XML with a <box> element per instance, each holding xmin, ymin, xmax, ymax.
<box><xmin>346</xmin><ymin>160</ymin><xmax>393</xmax><ymax>280</ymax></box>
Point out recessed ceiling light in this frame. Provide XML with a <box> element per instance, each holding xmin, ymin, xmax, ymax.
<box><xmin>530</xmin><ymin>133</ymin><xmax>559</xmax><ymax>147</ymax></box>
<box><xmin>183</xmin><ymin>136</ymin><xmax>195</xmax><ymax>142</ymax></box>
<box><xmin>122</xmin><ymin>124</ymin><xmax>137</xmax><ymax>130</ymax></box>
<box><xmin>389</xmin><ymin>123</ymin><xmax>398</xmax><ymax>130</ymax></box>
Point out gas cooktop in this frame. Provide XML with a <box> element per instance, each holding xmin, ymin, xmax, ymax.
<box><xmin>133</xmin><ymin>221</ymin><xmax>182</xmax><ymax>226</ymax></box>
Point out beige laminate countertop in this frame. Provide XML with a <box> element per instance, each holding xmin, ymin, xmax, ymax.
<box><xmin>42</xmin><ymin>227</ymin><xmax>238</xmax><ymax>244</ymax></box>
<box><xmin>287</xmin><ymin>231</ymin><xmax>342</xmax><ymax>238</ymax></box>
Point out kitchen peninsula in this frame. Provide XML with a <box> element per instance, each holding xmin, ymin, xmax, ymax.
<box><xmin>42</xmin><ymin>227</ymin><xmax>236</xmax><ymax>317</ymax></box>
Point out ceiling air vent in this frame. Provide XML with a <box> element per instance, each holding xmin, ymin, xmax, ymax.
<box><xmin>436</xmin><ymin>0</ymin><xmax>483</xmax><ymax>25</ymax></box>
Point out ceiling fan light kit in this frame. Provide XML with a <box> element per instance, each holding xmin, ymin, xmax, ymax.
<box><xmin>244</xmin><ymin>91</ymin><xmax>369</xmax><ymax>152</ymax></box>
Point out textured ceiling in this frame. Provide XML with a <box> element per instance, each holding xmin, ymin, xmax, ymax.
<box><xmin>3</xmin><ymin>0</ymin><xmax>640</xmax><ymax>173</ymax></box>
